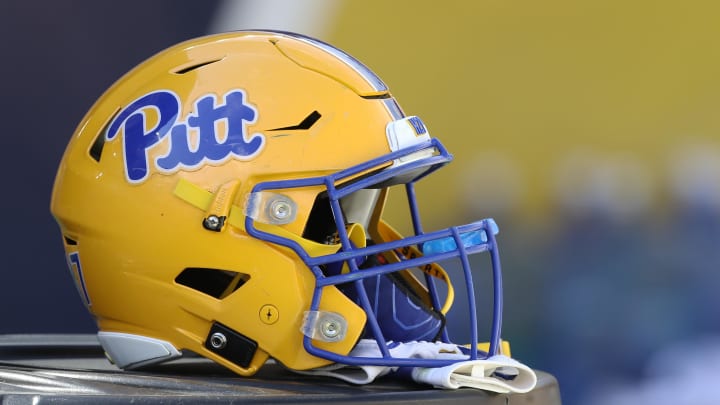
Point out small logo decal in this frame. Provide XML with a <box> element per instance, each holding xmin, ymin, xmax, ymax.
<box><xmin>407</xmin><ymin>116</ymin><xmax>427</xmax><ymax>136</ymax></box>
<box><xmin>106</xmin><ymin>89</ymin><xmax>265</xmax><ymax>184</ymax></box>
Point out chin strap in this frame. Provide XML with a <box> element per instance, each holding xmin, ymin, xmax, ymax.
<box><xmin>295</xmin><ymin>339</ymin><xmax>537</xmax><ymax>393</ymax></box>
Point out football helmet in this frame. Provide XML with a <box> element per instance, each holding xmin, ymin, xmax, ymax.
<box><xmin>51</xmin><ymin>30</ymin><xmax>504</xmax><ymax>376</ymax></box>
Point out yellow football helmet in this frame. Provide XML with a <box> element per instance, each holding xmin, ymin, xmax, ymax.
<box><xmin>51</xmin><ymin>30</ymin><xmax>504</xmax><ymax>376</ymax></box>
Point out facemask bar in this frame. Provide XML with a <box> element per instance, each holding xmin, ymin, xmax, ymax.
<box><xmin>404</xmin><ymin>181</ymin><xmax>449</xmax><ymax>343</ymax></box>
<box><xmin>244</xmin><ymin>138</ymin><xmax>503</xmax><ymax>368</ymax></box>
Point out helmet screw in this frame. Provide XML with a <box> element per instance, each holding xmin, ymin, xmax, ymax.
<box><xmin>321</xmin><ymin>320</ymin><xmax>341</xmax><ymax>339</ymax></box>
<box><xmin>203</xmin><ymin>215</ymin><xmax>223</xmax><ymax>231</ymax></box>
<box><xmin>270</xmin><ymin>200</ymin><xmax>292</xmax><ymax>220</ymax></box>
<box><xmin>209</xmin><ymin>332</ymin><xmax>227</xmax><ymax>349</ymax></box>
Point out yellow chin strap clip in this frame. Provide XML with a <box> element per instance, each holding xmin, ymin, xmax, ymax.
<box><xmin>173</xmin><ymin>178</ymin><xmax>341</xmax><ymax>258</ymax></box>
<box><xmin>371</xmin><ymin>219</ymin><xmax>455</xmax><ymax>316</ymax></box>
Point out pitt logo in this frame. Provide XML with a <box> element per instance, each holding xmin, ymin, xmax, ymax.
<box><xmin>106</xmin><ymin>89</ymin><xmax>265</xmax><ymax>184</ymax></box>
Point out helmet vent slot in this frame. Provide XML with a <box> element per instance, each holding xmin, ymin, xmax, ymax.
<box><xmin>175</xmin><ymin>268</ymin><xmax>249</xmax><ymax>299</ymax></box>
<box><xmin>89</xmin><ymin>132</ymin><xmax>105</xmax><ymax>162</ymax></box>
<box><xmin>172</xmin><ymin>58</ymin><xmax>223</xmax><ymax>75</ymax></box>
<box><xmin>63</xmin><ymin>236</ymin><xmax>78</xmax><ymax>246</ymax></box>
<box><xmin>89</xmin><ymin>108</ymin><xmax>120</xmax><ymax>162</ymax></box>
<box><xmin>267</xmin><ymin>110</ymin><xmax>321</xmax><ymax>131</ymax></box>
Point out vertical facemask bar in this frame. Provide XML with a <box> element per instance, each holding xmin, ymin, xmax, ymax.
<box><xmin>405</xmin><ymin>182</ymin><xmax>451</xmax><ymax>343</ymax></box>
<box><xmin>406</xmin><ymin>183</ymin><xmax>424</xmax><ymax>235</ymax></box>
<box><xmin>487</xmin><ymin>224</ymin><xmax>504</xmax><ymax>357</ymax></box>
<box><xmin>454</xmin><ymin>226</ymin><xmax>479</xmax><ymax>360</ymax></box>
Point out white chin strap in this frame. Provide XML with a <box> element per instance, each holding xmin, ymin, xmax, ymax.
<box><xmin>297</xmin><ymin>339</ymin><xmax>538</xmax><ymax>394</ymax></box>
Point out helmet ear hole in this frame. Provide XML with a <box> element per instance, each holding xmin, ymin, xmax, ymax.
<box><xmin>175</xmin><ymin>268</ymin><xmax>249</xmax><ymax>299</ymax></box>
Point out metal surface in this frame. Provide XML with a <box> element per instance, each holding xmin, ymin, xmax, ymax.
<box><xmin>0</xmin><ymin>334</ymin><xmax>561</xmax><ymax>404</ymax></box>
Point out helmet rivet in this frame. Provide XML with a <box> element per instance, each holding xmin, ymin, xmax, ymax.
<box><xmin>321</xmin><ymin>320</ymin><xmax>341</xmax><ymax>339</ymax></box>
<box><xmin>203</xmin><ymin>215</ymin><xmax>222</xmax><ymax>231</ymax></box>
<box><xmin>270</xmin><ymin>200</ymin><xmax>292</xmax><ymax>220</ymax></box>
<box><xmin>209</xmin><ymin>332</ymin><xmax>227</xmax><ymax>349</ymax></box>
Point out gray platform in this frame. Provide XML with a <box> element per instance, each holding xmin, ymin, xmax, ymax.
<box><xmin>0</xmin><ymin>334</ymin><xmax>561</xmax><ymax>404</ymax></box>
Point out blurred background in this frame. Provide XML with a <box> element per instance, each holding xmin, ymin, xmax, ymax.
<box><xmin>3</xmin><ymin>1</ymin><xmax>720</xmax><ymax>403</ymax></box>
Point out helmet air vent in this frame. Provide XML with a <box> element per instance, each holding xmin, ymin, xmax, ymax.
<box><xmin>175</xmin><ymin>268</ymin><xmax>249</xmax><ymax>299</ymax></box>
<box><xmin>172</xmin><ymin>58</ymin><xmax>224</xmax><ymax>75</ymax></box>
<box><xmin>89</xmin><ymin>108</ymin><xmax>121</xmax><ymax>162</ymax></box>
<box><xmin>267</xmin><ymin>110</ymin><xmax>321</xmax><ymax>131</ymax></box>
<box><xmin>63</xmin><ymin>236</ymin><xmax>78</xmax><ymax>246</ymax></box>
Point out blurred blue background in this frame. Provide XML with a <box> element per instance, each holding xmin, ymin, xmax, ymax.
<box><xmin>3</xmin><ymin>1</ymin><xmax>720</xmax><ymax>403</ymax></box>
